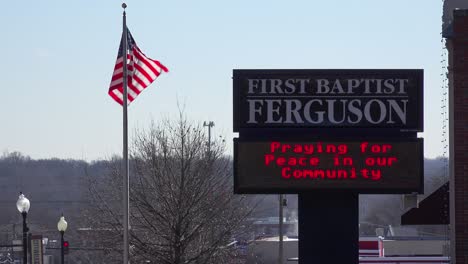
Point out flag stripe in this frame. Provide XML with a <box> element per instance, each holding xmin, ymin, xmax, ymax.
<box><xmin>111</xmin><ymin>72</ymin><xmax>124</xmax><ymax>82</ymax></box>
<box><xmin>151</xmin><ymin>59</ymin><xmax>169</xmax><ymax>73</ymax></box>
<box><xmin>108</xmin><ymin>28</ymin><xmax>168</xmax><ymax>106</ymax></box>
<box><xmin>132</xmin><ymin>75</ymin><xmax>148</xmax><ymax>90</ymax></box>
<box><xmin>135</xmin><ymin>46</ymin><xmax>169</xmax><ymax>72</ymax></box>
<box><xmin>134</xmin><ymin>50</ymin><xmax>161</xmax><ymax>80</ymax></box>
<box><xmin>128</xmin><ymin>82</ymin><xmax>142</xmax><ymax>95</ymax></box>
<box><xmin>134</xmin><ymin>63</ymin><xmax>154</xmax><ymax>84</ymax></box>
<box><xmin>133</xmin><ymin>49</ymin><xmax>162</xmax><ymax>77</ymax></box>
<box><xmin>109</xmin><ymin>88</ymin><xmax>124</xmax><ymax>105</ymax></box>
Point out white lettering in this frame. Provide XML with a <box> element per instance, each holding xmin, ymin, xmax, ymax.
<box><xmin>247</xmin><ymin>100</ymin><xmax>263</xmax><ymax>123</ymax></box>
<box><xmin>266</xmin><ymin>100</ymin><xmax>283</xmax><ymax>123</ymax></box>
<box><xmin>316</xmin><ymin>79</ymin><xmax>330</xmax><ymax>94</ymax></box>
<box><xmin>364</xmin><ymin>100</ymin><xmax>387</xmax><ymax>124</ymax></box>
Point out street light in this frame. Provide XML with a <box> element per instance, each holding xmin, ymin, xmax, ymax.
<box><xmin>16</xmin><ymin>192</ymin><xmax>30</xmax><ymax>264</ymax></box>
<box><xmin>57</xmin><ymin>214</ymin><xmax>68</xmax><ymax>264</ymax></box>
<box><xmin>203</xmin><ymin>121</ymin><xmax>215</xmax><ymax>153</ymax></box>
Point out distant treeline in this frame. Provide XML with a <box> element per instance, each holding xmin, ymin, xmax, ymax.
<box><xmin>0</xmin><ymin>151</ymin><xmax>448</xmax><ymax>237</ymax></box>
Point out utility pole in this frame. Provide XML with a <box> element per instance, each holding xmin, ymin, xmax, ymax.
<box><xmin>279</xmin><ymin>194</ymin><xmax>285</xmax><ymax>264</ymax></box>
<box><xmin>203</xmin><ymin>121</ymin><xmax>215</xmax><ymax>153</ymax></box>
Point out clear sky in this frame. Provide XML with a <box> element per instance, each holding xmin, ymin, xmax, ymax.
<box><xmin>0</xmin><ymin>1</ymin><xmax>446</xmax><ymax>161</ymax></box>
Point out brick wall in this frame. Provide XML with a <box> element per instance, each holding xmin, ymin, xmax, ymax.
<box><xmin>450</xmin><ymin>9</ymin><xmax>468</xmax><ymax>264</ymax></box>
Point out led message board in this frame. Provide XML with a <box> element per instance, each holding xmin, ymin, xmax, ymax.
<box><xmin>234</xmin><ymin>138</ymin><xmax>423</xmax><ymax>194</ymax></box>
<box><xmin>233</xmin><ymin>69</ymin><xmax>423</xmax><ymax>132</ymax></box>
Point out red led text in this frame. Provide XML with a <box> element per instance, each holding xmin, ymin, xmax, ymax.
<box><xmin>264</xmin><ymin>141</ymin><xmax>400</xmax><ymax>182</ymax></box>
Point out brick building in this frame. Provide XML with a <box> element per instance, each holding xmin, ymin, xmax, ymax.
<box><xmin>444</xmin><ymin>3</ymin><xmax>468</xmax><ymax>263</ymax></box>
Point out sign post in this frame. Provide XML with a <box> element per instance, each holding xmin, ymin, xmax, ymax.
<box><xmin>233</xmin><ymin>69</ymin><xmax>424</xmax><ymax>264</ymax></box>
<box><xmin>299</xmin><ymin>192</ymin><xmax>359</xmax><ymax>263</ymax></box>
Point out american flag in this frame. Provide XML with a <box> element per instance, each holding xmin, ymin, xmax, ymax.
<box><xmin>108</xmin><ymin>28</ymin><xmax>168</xmax><ymax>105</ymax></box>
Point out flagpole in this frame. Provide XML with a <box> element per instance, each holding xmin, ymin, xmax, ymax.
<box><xmin>122</xmin><ymin>3</ymin><xmax>130</xmax><ymax>264</ymax></box>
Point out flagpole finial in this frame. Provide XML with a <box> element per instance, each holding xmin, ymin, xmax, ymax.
<box><xmin>122</xmin><ymin>3</ymin><xmax>127</xmax><ymax>9</ymax></box>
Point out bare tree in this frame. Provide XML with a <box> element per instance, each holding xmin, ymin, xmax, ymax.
<box><xmin>84</xmin><ymin>113</ymin><xmax>254</xmax><ymax>264</ymax></box>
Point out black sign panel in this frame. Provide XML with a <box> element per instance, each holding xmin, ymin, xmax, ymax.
<box><xmin>234</xmin><ymin>138</ymin><xmax>423</xmax><ymax>194</ymax></box>
<box><xmin>233</xmin><ymin>69</ymin><xmax>423</xmax><ymax>132</ymax></box>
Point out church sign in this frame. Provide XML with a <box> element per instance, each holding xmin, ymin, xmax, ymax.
<box><xmin>233</xmin><ymin>69</ymin><xmax>423</xmax><ymax>132</ymax></box>
<box><xmin>234</xmin><ymin>138</ymin><xmax>423</xmax><ymax>194</ymax></box>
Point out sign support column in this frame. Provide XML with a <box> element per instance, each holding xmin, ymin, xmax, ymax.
<box><xmin>299</xmin><ymin>193</ymin><xmax>359</xmax><ymax>264</ymax></box>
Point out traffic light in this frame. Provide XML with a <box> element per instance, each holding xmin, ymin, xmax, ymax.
<box><xmin>63</xmin><ymin>241</ymin><xmax>69</xmax><ymax>254</ymax></box>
